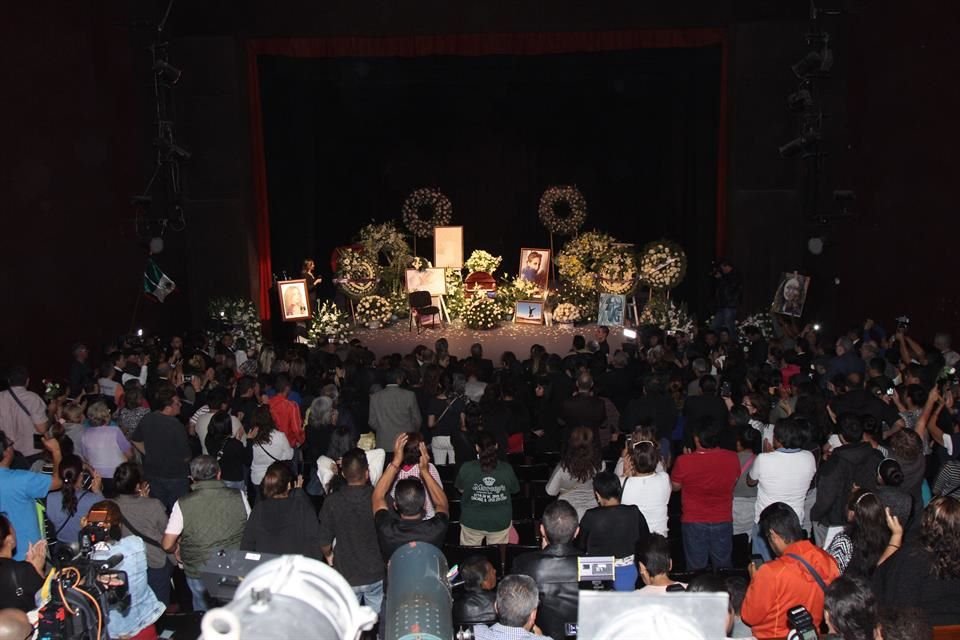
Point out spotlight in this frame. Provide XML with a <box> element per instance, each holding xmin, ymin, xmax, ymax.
<box><xmin>791</xmin><ymin>51</ymin><xmax>823</xmax><ymax>78</ymax></box>
<box><xmin>153</xmin><ymin>60</ymin><xmax>182</xmax><ymax>84</ymax></box>
<box><xmin>787</xmin><ymin>88</ymin><xmax>813</xmax><ymax>113</ymax></box>
<box><xmin>807</xmin><ymin>237</ymin><xmax>825</xmax><ymax>255</ymax></box>
<box><xmin>154</xmin><ymin>137</ymin><xmax>191</xmax><ymax>161</ymax></box>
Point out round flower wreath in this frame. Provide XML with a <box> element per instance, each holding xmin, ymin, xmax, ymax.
<box><xmin>335</xmin><ymin>249</ymin><xmax>380</xmax><ymax>300</ymax></box>
<box><xmin>637</xmin><ymin>239</ymin><xmax>688</xmax><ymax>290</ymax></box>
<box><xmin>538</xmin><ymin>186</ymin><xmax>587</xmax><ymax>236</ymax></box>
<box><xmin>402</xmin><ymin>188</ymin><xmax>453</xmax><ymax>238</ymax></box>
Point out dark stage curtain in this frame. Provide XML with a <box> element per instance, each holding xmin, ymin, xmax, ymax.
<box><xmin>247</xmin><ymin>30</ymin><xmax>728</xmax><ymax>319</ymax></box>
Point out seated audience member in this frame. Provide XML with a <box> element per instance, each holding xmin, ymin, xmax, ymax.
<box><xmin>0</xmin><ymin>514</ymin><xmax>46</xmax><ymax>611</ymax></box>
<box><xmin>453</xmin><ymin>555</ymin><xmax>498</xmax><ymax>626</ymax></box>
<box><xmin>875</xmin><ymin>496</ymin><xmax>960</xmax><ymax>626</ymax></box>
<box><xmin>111</xmin><ymin>462</ymin><xmax>172</xmax><ymax>604</ymax></box>
<box><xmin>372</xmin><ymin>434</ymin><xmax>448</xmax><ymax>562</ymax></box>
<box><xmin>825</xmin><ymin>488</ymin><xmax>890</xmax><ymax>576</ymax></box>
<box><xmin>241</xmin><ymin>461</ymin><xmax>322</xmax><ymax>558</ymax></box>
<box><xmin>510</xmin><ymin>500</ymin><xmax>580</xmax><ymax>640</ymax></box>
<box><xmin>455</xmin><ymin>431</ymin><xmax>519</xmax><ymax>546</ymax></box>
<box><xmin>473</xmin><ymin>574</ymin><xmax>549</xmax><ymax>640</ymax></box>
<box><xmin>741</xmin><ymin>502</ymin><xmax>840</xmax><ymax>638</ymax></box>
<box><xmin>0</xmin><ymin>433</ymin><xmax>61</xmax><ymax>561</ymax></box>
<box><xmin>670</xmin><ymin>417</ymin><xmax>741</xmax><ymax>570</ymax></box>
<box><xmin>824</xmin><ymin>575</ymin><xmax>879</xmax><ymax>640</ymax></box>
<box><xmin>392</xmin><ymin>432</ymin><xmax>444</xmax><ymax>519</ymax></box>
<box><xmin>876</xmin><ymin>607</ymin><xmax>931</xmax><ymax>640</ymax></box>
<box><xmin>638</xmin><ymin>533</ymin><xmax>686</xmax><ymax>593</ymax></box>
<box><xmin>577</xmin><ymin>470</ymin><xmax>649</xmax><ymax>591</ymax></box>
<box><xmin>80</xmin><ymin>400</ymin><xmax>134</xmax><ymax>493</ymax></box>
<box><xmin>46</xmin><ymin>454</ymin><xmax>103</xmax><ymax>545</ymax></box>
<box><xmin>162</xmin><ymin>456</ymin><xmax>249</xmax><ymax>612</ymax></box>
<box><xmin>319</xmin><ymin>448</ymin><xmax>385</xmax><ymax>614</ymax></box>
<box><xmin>85</xmin><ymin>501</ymin><xmax>165</xmax><ymax>638</ymax></box>
<box><xmin>546</xmin><ymin>426</ymin><xmax>604</xmax><ymax>521</ymax></box>
<box><xmin>746</xmin><ymin>417</ymin><xmax>817</xmax><ymax>561</ymax></box>
<box><xmin>686</xmin><ymin>574</ymin><xmax>741</xmax><ymax>638</ymax></box>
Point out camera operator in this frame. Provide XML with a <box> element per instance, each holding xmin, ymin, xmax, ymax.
<box><xmin>711</xmin><ymin>259</ymin><xmax>741</xmax><ymax>335</ymax></box>
<box><xmin>83</xmin><ymin>501</ymin><xmax>164</xmax><ymax>639</ymax></box>
<box><xmin>0</xmin><ymin>432</ymin><xmax>62</xmax><ymax>561</ymax></box>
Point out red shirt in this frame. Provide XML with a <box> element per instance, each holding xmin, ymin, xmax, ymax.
<box><xmin>670</xmin><ymin>447</ymin><xmax>741</xmax><ymax>523</ymax></box>
<box><xmin>268</xmin><ymin>395</ymin><xmax>304</xmax><ymax>448</ymax></box>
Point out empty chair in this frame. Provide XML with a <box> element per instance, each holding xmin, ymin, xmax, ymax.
<box><xmin>409</xmin><ymin>290</ymin><xmax>442</xmax><ymax>334</ymax></box>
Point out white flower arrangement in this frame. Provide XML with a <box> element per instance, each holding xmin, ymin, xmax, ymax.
<box><xmin>463</xmin><ymin>296</ymin><xmax>499</xmax><ymax>330</ymax></box>
<box><xmin>444</xmin><ymin>269</ymin><xmax>467</xmax><ymax>319</ymax></box>
<box><xmin>538</xmin><ymin>186</ymin><xmax>587</xmax><ymax>235</ymax></box>
<box><xmin>553</xmin><ymin>302</ymin><xmax>581</xmax><ymax>323</ymax></box>
<box><xmin>638</xmin><ymin>297</ymin><xmax>694</xmax><ymax>336</ymax></box>
<box><xmin>355</xmin><ymin>295</ymin><xmax>392</xmax><ymax>325</ymax></box>
<box><xmin>309</xmin><ymin>301</ymin><xmax>353</xmax><ymax>344</ymax></box>
<box><xmin>207</xmin><ymin>297</ymin><xmax>262</xmax><ymax>354</ymax></box>
<box><xmin>737</xmin><ymin>311</ymin><xmax>775</xmax><ymax>343</ymax></box>
<box><xmin>402</xmin><ymin>188</ymin><xmax>452</xmax><ymax>238</ymax></box>
<box><xmin>637</xmin><ymin>239</ymin><xmax>687</xmax><ymax>290</ymax></box>
<box><xmin>464</xmin><ymin>250</ymin><xmax>502</xmax><ymax>275</ymax></box>
<box><xmin>556</xmin><ymin>231</ymin><xmax>622</xmax><ymax>294</ymax></box>
<box><xmin>359</xmin><ymin>221</ymin><xmax>410</xmax><ymax>264</ymax></box>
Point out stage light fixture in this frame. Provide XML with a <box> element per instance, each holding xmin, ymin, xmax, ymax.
<box><xmin>153</xmin><ymin>60</ymin><xmax>182</xmax><ymax>84</ymax></box>
<box><xmin>787</xmin><ymin>88</ymin><xmax>814</xmax><ymax>113</ymax></box>
<box><xmin>154</xmin><ymin>137</ymin><xmax>191</xmax><ymax>161</ymax></box>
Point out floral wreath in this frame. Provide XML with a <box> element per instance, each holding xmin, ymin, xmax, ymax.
<box><xmin>335</xmin><ymin>248</ymin><xmax>380</xmax><ymax>300</ymax></box>
<box><xmin>402</xmin><ymin>188</ymin><xmax>453</xmax><ymax>238</ymax></box>
<box><xmin>637</xmin><ymin>239</ymin><xmax>687</xmax><ymax>290</ymax></box>
<box><xmin>358</xmin><ymin>221</ymin><xmax>410</xmax><ymax>265</ymax></box>
<box><xmin>556</xmin><ymin>230</ymin><xmax>626</xmax><ymax>294</ymax></box>
<box><xmin>538</xmin><ymin>186</ymin><xmax>587</xmax><ymax>236</ymax></box>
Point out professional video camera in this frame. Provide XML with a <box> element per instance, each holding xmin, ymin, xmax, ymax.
<box><xmin>37</xmin><ymin>507</ymin><xmax>131</xmax><ymax>640</ymax></box>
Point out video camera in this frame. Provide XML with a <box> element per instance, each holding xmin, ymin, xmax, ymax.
<box><xmin>37</xmin><ymin>509</ymin><xmax>131</xmax><ymax>640</ymax></box>
<box><xmin>786</xmin><ymin>605</ymin><xmax>818</xmax><ymax>640</ymax></box>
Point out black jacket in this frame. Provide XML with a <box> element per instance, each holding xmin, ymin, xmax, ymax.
<box><xmin>510</xmin><ymin>543</ymin><xmax>579</xmax><ymax>640</ymax></box>
<box><xmin>812</xmin><ymin>442</ymin><xmax>884</xmax><ymax>526</ymax></box>
<box><xmin>452</xmin><ymin>590</ymin><xmax>497</xmax><ymax>626</ymax></box>
<box><xmin>715</xmin><ymin>270</ymin><xmax>742</xmax><ymax>308</ymax></box>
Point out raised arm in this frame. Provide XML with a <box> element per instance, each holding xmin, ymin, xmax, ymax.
<box><xmin>418</xmin><ymin>441</ymin><xmax>448</xmax><ymax>516</ymax></box>
<box><xmin>372</xmin><ymin>433</ymin><xmax>407</xmax><ymax>515</ymax></box>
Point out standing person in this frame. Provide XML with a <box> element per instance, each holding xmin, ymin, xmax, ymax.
<box><xmin>318</xmin><ymin>449</ymin><xmax>386</xmax><ymax>614</ymax></box>
<box><xmin>131</xmin><ymin>383</ymin><xmax>192</xmax><ymax>512</ymax></box>
<box><xmin>79</xmin><ymin>401</ymin><xmax>134</xmax><ymax>494</ymax></box>
<box><xmin>825</xmin><ymin>489</ymin><xmax>891</xmax><ymax>577</ymax></box>
<box><xmin>372</xmin><ymin>434</ymin><xmax>448</xmax><ymax>562</ymax></box>
<box><xmin>117</xmin><ymin>380</ymin><xmax>150</xmax><ymax>437</ymax></box>
<box><xmin>455</xmin><ymin>432</ymin><xmax>519</xmax><ymax>546</ymax></box>
<box><xmin>68</xmin><ymin>343</ymin><xmax>93</xmax><ymax>399</ymax></box>
<box><xmin>247</xmin><ymin>406</ymin><xmax>294</xmax><ymax>498</ymax></box>
<box><xmin>204</xmin><ymin>411</ymin><xmax>250</xmax><ymax>491</ymax></box>
<box><xmin>711</xmin><ymin>259</ymin><xmax>741</xmax><ymax>335</ymax></box>
<box><xmin>267</xmin><ymin>374</ymin><xmax>304</xmax><ymax>450</ymax></box>
<box><xmin>301</xmin><ymin>258</ymin><xmax>322</xmax><ymax>312</ymax></box>
<box><xmin>45</xmin><ymin>455</ymin><xmax>103</xmax><ymax>545</ymax></box>
<box><xmin>670</xmin><ymin>418</ymin><xmax>742</xmax><ymax>570</ymax></box>
<box><xmin>0</xmin><ymin>513</ymin><xmax>47</xmax><ymax>611</ymax></box>
<box><xmin>427</xmin><ymin>377</ymin><xmax>465</xmax><ymax>466</ymax></box>
<box><xmin>620</xmin><ymin>438</ymin><xmax>672</xmax><ymax>536</ymax></box>
<box><xmin>0</xmin><ymin>366</ymin><xmax>49</xmax><ymax>463</ymax></box>
<box><xmin>368</xmin><ymin>369</ymin><xmax>422</xmax><ymax>454</ymax></box>
<box><xmin>577</xmin><ymin>471</ymin><xmax>649</xmax><ymax>591</ymax></box>
<box><xmin>241</xmin><ymin>462</ymin><xmax>322</xmax><ymax>558</ymax></box>
<box><xmin>546</xmin><ymin>427</ymin><xmax>604</xmax><ymax>521</ymax></box>
<box><xmin>392</xmin><ymin>433</ymin><xmax>444</xmax><ymax>519</ymax></box>
<box><xmin>111</xmin><ymin>462</ymin><xmax>172</xmax><ymax>604</ymax></box>
<box><xmin>746</xmin><ymin>417</ymin><xmax>817</xmax><ymax>561</ymax></box>
<box><xmin>0</xmin><ymin>434</ymin><xmax>61</xmax><ymax>560</ymax></box>
<box><xmin>732</xmin><ymin>424</ymin><xmax>762</xmax><ymax>542</ymax></box>
<box><xmin>161</xmin><ymin>456</ymin><xmax>249</xmax><ymax>612</ymax></box>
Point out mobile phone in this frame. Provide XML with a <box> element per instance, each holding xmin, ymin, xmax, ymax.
<box><xmin>751</xmin><ymin>554</ymin><xmax>765</xmax><ymax>570</ymax></box>
<box><xmin>720</xmin><ymin>381</ymin><xmax>732</xmax><ymax>397</ymax></box>
<box><xmin>33</xmin><ymin>433</ymin><xmax>45</xmax><ymax>449</ymax></box>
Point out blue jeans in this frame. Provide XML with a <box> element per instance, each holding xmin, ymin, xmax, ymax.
<box><xmin>682</xmin><ymin>522</ymin><xmax>734</xmax><ymax>570</ymax></box>
<box><xmin>186</xmin><ymin>576</ymin><xmax>209</xmax><ymax>612</ymax></box>
<box><xmin>147</xmin><ymin>561</ymin><xmax>172</xmax><ymax>604</ymax></box>
<box><xmin>352</xmin><ymin>580</ymin><xmax>383</xmax><ymax>614</ymax></box>
<box><xmin>148</xmin><ymin>477</ymin><xmax>190</xmax><ymax>513</ymax></box>
<box><xmin>751</xmin><ymin>522</ymin><xmax>773</xmax><ymax>562</ymax></box>
<box><xmin>712</xmin><ymin>307</ymin><xmax>737</xmax><ymax>335</ymax></box>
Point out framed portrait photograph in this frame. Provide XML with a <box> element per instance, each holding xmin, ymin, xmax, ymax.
<box><xmin>518</xmin><ymin>248</ymin><xmax>550</xmax><ymax>297</ymax></box>
<box><xmin>515</xmin><ymin>300</ymin><xmax>544</xmax><ymax>325</ymax></box>
<box><xmin>597</xmin><ymin>293</ymin><xmax>626</xmax><ymax>327</ymax></box>
<box><xmin>277</xmin><ymin>279</ymin><xmax>311</xmax><ymax>322</ymax></box>
<box><xmin>434</xmin><ymin>226</ymin><xmax>464</xmax><ymax>269</ymax></box>
<box><xmin>771</xmin><ymin>272</ymin><xmax>810</xmax><ymax>318</ymax></box>
<box><xmin>405</xmin><ymin>268</ymin><xmax>447</xmax><ymax>296</ymax></box>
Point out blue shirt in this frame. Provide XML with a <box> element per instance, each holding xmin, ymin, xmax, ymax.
<box><xmin>473</xmin><ymin>623</ymin><xmax>553</xmax><ymax>640</ymax></box>
<box><xmin>92</xmin><ymin>536</ymin><xmax>165</xmax><ymax>637</ymax></box>
<box><xmin>0</xmin><ymin>468</ymin><xmax>52</xmax><ymax>560</ymax></box>
<box><xmin>46</xmin><ymin>489</ymin><xmax>103</xmax><ymax>545</ymax></box>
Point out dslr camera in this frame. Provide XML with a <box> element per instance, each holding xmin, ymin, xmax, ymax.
<box><xmin>895</xmin><ymin>315</ymin><xmax>911</xmax><ymax>331</ymax></box>
<box><xmin>786</xmin><ymin>605</ymin><xmax>818</xmax><ymax>640</ymax></box>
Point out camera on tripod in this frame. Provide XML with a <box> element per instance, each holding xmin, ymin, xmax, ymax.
<box><xmin>38</xmin><ymin>507</ymin><xmax>131</xmax><ymax>640</ymax></box>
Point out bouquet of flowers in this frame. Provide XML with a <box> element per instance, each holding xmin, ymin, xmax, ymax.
<box><xmin>556</xmin><ymin>231</ymin><xmax>622</xmax><ymax>294</ymax></box>
<box><xmin>463</xmin><ymin>297</ymin><xmax>499</xmax><ymax>330</ymax></box>
<box><xmin>444</xmin><ymin>269</ymin><xmax>467</xmax><ymax>319</ymax></box>
<box><xmin>639</xmin><ymin>298</ymin><xmax>694</xmax><ymax>336</ymax></box>
<box><xmin>207</xmin><ymin>297</ymin><xmax>262</xmax><ymax>353</ymax></box>
<box><xmin>495</xmin><ymin>275</ymin><xmax>541</xmax><ymax>315</ymax></box>
<box><xmin>358</xmin><ymin>221</ymin><xmax>410</xmax><ymax>264</ymax></box>
<box><xmin>464</xmin><ymin>250</ymin><xmax>502</xmax><ymax>275</ymax></box>
<box><xmin>736</xmin><ymin>311</ymin><xmax>775</xmax><ymax>343</ymax></box>
<box><xmin>309</xmin><ymin>301</ymin><xmax>353</xmax><ymax>344</ymax></box>
<box><xmin>553</xmin><ymin>302</ymin><xmax>581</xmax><ymax>324</ymax></box>
<box><xmin>389</xmin><ymin>290</ymin><xmax>410</xmax><ymax>319</ymax></box>
<box><xmin>356</xmin><ymin>295</ymin><xmax>392</xmax><ymax>325</ymax></box>
<box><xmin>549</xmin><ymin>280</ymin><xmax>598</xmax><ymax>323</ymax></box>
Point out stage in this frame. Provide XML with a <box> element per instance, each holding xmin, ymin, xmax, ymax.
<box><xmin>351</xmin><ymin>319</ymin><xmax>630</xmax><ymax>359</ymax></box>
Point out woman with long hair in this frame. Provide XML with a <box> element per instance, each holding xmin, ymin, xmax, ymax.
<box><xmin>247</xmin><ymin>405</ymin><xmax>294</xmax><ymax>498</ymax></box>
<box><xmin>619</xmin><ymin>436</ymin><xmax>672</xmax><ymax>536</ymax></box>
<box><xmin>546</xmin><ymin>426</ymin><xmax>604</xmax><ymax>521</ymax></box>
<box><xmin>112</xmin><ymin>462</ymin><xmax>171</xmax><ymax>604</ymax></box>
<box><xmin>732</xmin><ymin>423</ymin><xmax>762</xmax><ymax>539</ymax></box>
<box><xmin>455</xmin><ymin>431</ymin><xmax>519</xmax><ymax>546</ymax></box>
<box><xmin>826</xmin><ymin>488</ymin><xmax>891</xmax><ymax>576</ymax></box>
<box><xmin>304</xmin><ymin>396</ymin><xmax>337</xmax><ymax>467</ymax></box>
<box><xmin>0</xmin><ymin>514</ymin><xmax>46</xmax><ymax>611</ymax></box>
<box><xmin>876</xmin><ymin>496</ymin><xmax>960</xmax><ymax>625</ymax></box>
<box><xmin>427</xmin><ymin>374</ymin><xmax>466</xmax><ymax>466</ymax></box>
<box><xmin>241</xmin><ymin>461</ymin><xmax>323</xmax><ymax>559</ymax></box>
<box><xmin>204</xmin><ymin>411</ymin><xmax>249</xmax><ymax>491</ymax></box>
<box><xmin>45</xmin><ymin>454</ymin><xmax>103</xmax><ymax>544</ymax></box>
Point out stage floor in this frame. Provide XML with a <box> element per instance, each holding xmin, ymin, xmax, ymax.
<box><xmin>352</xmin><ymin>319</ymin><xmax>630</xmax><ymax>359</ymax></box>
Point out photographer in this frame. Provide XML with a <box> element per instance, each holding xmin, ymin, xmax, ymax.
<box><xmin>84</xmin><ymin>501</ymin><xmax>165</xmax><ymax>639</ymax></box>
<box><xmin>711</xmin><ymin>260</ymin><xmax>741</xmax><ymax>335</ymax></box>
<box><xmin>0</xmin><ymin>432</ymin><xmax>62</xmax><ymax>561</ymax></box>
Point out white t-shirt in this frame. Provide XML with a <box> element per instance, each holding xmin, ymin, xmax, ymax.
<box><xmin>748</xmin><ymin>449</ymin><xmax>816</xmax><ymax>525</ymax></box>
<box><xmin>250</xmin><ymin>431</ymin><xmax>294</xmax><ymax>485</ymax></box>
<box><xmin>620</xmin><ymin>471</ymin><xmax>672</xmax><ymax>535</ymax></box>
<box><xmin>195</xmin><ymin>412</ymin><xmax>245</xmax><ymax>455</ymax></box>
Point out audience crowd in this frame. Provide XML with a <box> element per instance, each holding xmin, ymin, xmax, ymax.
<box><xmin>0</xmin><ymin>317</ymin><xmax>958</xmax><ymax>639</ymax></box>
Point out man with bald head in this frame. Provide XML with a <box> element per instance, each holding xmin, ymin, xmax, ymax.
<box><xmin>0</xmin><ymin>609</ymin><xmax>33</xmax><ymax>640</ymax></box>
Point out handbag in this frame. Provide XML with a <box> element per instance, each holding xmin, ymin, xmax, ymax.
<box><xmin>119</xmin><ymin>513</ymin><xmax>164</xmax><ymax>550</ymax></box>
